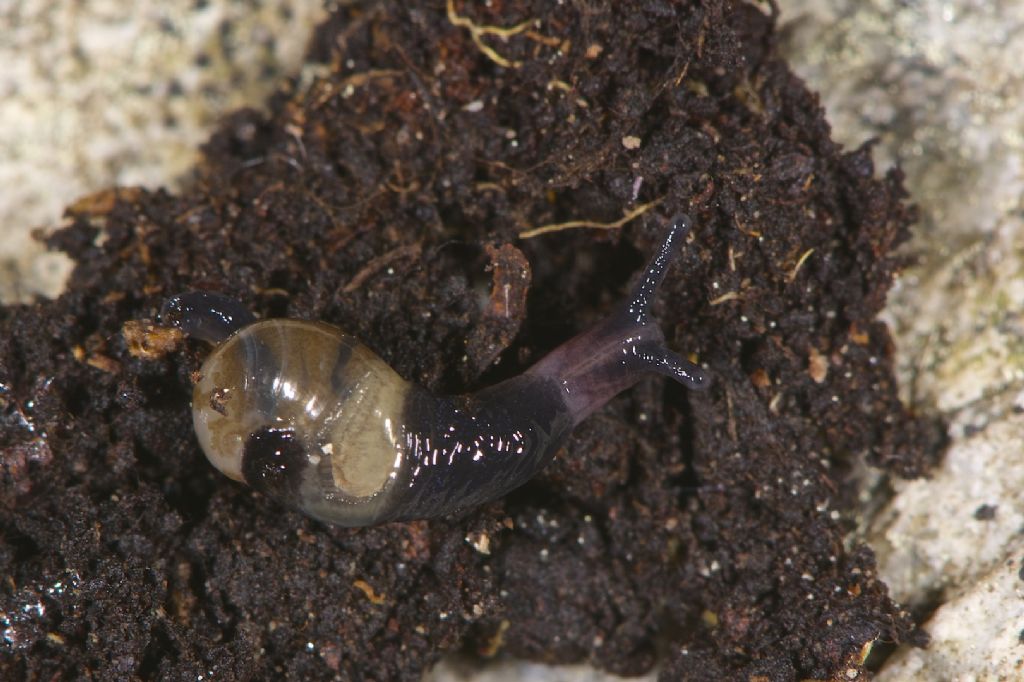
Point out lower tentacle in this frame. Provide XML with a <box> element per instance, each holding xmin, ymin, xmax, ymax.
<box><xmin>634</xmin><ymin>341</ymin><xmax>709</xmax><ymax>389</ymax></box>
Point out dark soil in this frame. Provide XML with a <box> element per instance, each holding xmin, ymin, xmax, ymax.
<box><xmin>1</xmin><ymin>1</ymin><xmax>938</xmax><ymax>680</ymax></box>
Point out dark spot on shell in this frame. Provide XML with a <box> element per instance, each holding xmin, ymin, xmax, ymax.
<box><xmin>242</xmin><ymin>427</ymin><xmax>306</xmax><ymax>502</ymax></box>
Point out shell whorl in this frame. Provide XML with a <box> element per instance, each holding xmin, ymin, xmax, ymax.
<box><xmin>193</xmin><ymin>319</ymin><xmax>409</xmax><ymax>525</ymax></box>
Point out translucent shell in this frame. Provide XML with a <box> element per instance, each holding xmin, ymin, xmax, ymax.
<box><xmin>193</xmin><ymin>319</ymin><xmax>410</xmax><ymax>525</ymax></box>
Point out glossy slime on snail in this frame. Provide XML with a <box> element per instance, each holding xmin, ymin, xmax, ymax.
<box><xmin>162</xmin><ymin>215</ymin><xmax>709</xmax><ymax>526</ymax></box>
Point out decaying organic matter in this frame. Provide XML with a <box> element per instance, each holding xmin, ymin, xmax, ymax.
<box><xmin>1</xmin><ymin>2</ymin><xmax>935</xmax><ymax>680</ymax></box>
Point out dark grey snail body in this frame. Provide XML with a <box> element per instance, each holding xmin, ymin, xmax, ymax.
<box><xmin>163</xmin><ymin>215</ymin><xmax>708</xmax><ymax>526</ymax></box>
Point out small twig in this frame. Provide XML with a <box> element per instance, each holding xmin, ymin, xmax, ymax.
<box><xmin>446</xmin><ymin>0</ymin><xmax>531</xmax><ymax>69</ymax></box>
<box><xmin>518</xmin><ymin>198</ymin><xmax>664</xmax><ymax>239</ymax></box>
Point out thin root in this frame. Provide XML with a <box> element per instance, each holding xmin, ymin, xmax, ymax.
<box><xmin>342</xmin><ymin>244</ymin><xmax>423</xmax><ymax>294</ymax></box>
<box><xmin>518</xmin><ymin>198</ymin><xmax>663</xmax><ymax>239</ymax></box>
<box><xmin>786</xmin><ymin>248</ymin><xmax>815</xmax><ymax>283</ymax></box>
<box><xmin>447</xmin><ymin>0</ymin><xmax>531</xmax><ymax>69</ymax></box>
<box><xmin>709</xmin><ymin>291</ymin><xmax>742</xmax><ymax>306</ymax></box>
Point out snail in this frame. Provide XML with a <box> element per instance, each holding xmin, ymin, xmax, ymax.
<box><xmin>161</xmin><ymin>215</ymin><xmax>708</xmax><ymax>526</ymax></box>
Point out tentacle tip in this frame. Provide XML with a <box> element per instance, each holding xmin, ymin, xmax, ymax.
<box><xmin>626</xmin><ymin>213</ymin><xmax>698</xmax><ymax>323</ymax></box>
<box><xmin>669</xmin><ymin>213</ymin><xmax>692</xmax><ymax>236</ymax></box>
<box><xmin>682</xmin><ymin>365</ymin><xmax>712</xmax><ymax>391</ymax></box>
<box><xmin>654</xmin><ymin>213</ymin><xmax>693</xmax><ymax>259</ymax></box>
<box><xmin>632</xmin><ymin>342</ymin><xmax>712</xmax><ymax>391</ymax></box>
<box><xmin>665</xmin><ymin>357</ymin><xmax>711</xmax><ymax>391</ymax></box>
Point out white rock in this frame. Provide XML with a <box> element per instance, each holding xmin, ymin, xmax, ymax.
<box><xmin>877</xmin><ymin>536</ymin><xmax>1024</xmax><ymax>681</ymax></box>
<box><xmin>428</xmin><ymin>658</ymin><xmax>656</xmax><ymax>682</ymax></box>
<box><xmin>872</xmin><ymin>406</ymin><xmax>1024</xmax><ymax>605</ymax></box>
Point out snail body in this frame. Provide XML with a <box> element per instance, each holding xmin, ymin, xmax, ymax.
<box><xmin>163</xmin><ymin>215</ymin><xmax>708</xmax><ymax>526</ymax></box>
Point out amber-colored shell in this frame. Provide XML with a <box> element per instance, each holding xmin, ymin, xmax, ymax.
<box><xmin>192</xmin><ymin>320</ymin><xmax>410</xmax><ymax>523</ymax></box>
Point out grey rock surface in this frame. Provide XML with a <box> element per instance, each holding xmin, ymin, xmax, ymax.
<box><xmin>0</xmin><ymin>0</ymin><xmax>325</xmax><ymax>302</ymax></box>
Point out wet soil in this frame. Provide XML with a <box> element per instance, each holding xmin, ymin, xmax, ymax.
<box><xmin>1</xmin><ymin>1</ymin><xmax>938</xmax><ymax>680</ymax></box>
